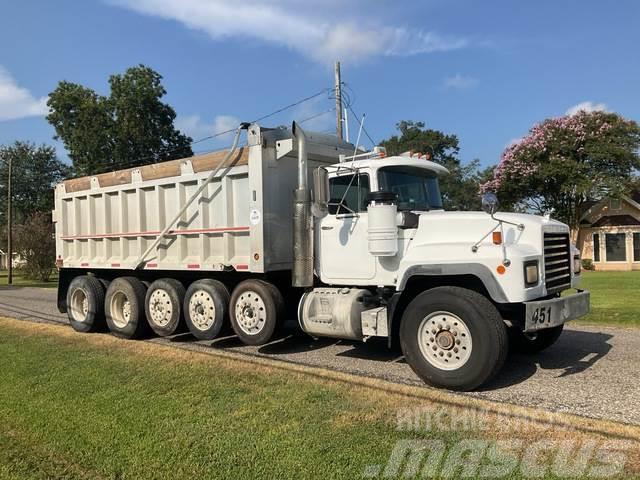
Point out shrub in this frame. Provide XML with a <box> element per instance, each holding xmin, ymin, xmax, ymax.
<box><xmin>14</xmin><ymin>212</ymin><xmax>55</xmax><ymax>281</ymax></box>
<box><xmin>582</xmin><ymin>258</ymin><xmax>595</xmax><ymax>271</ymax></box>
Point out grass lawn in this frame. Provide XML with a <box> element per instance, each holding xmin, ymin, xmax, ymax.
<box><xmin>1</xmin><ymin>318</ymin><xmax>634</xmax><ymax>479</ymax></box>
<box><xmin>0</xmin><ymin>270</ymin><xmax>57</xmax><ymax>289</ymax></box>
<box><xmin>575</xmin><ymin>271</ymin><xmax>640</xmax><ymax>327</ymax></box>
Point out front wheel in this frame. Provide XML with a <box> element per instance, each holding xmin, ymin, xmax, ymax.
<box><xmin>400</xmin><ymin>286</ymin><xmax>508</xmax><ymax>391</ymax></box>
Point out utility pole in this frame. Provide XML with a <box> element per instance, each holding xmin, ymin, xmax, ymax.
<box><xmin>6</xmin><ymin>155</ymin><xmax>12</xmax><ymax>285</ymax></box>
<box><xmin>334</xmin><ymin>61</ymin><xmax>343</xmax><ymax>140</ymax></box>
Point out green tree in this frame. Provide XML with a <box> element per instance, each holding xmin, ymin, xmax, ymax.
<box><xmin>47</xmin><ymin>65</ymin><xmax>193</xmax><ymax>176</ymax></box>
<box><xmin>483</xmin><ymin>111</ymin><xmax>640</xmax><ymax>231</ymax></box>
<box><xmin>0</xmin><ymin>142</ymin><xmax>70</xmax><ymax>226</ymax></box>
<box><xmin>380</xmin><ymin>121</ymin><xmax>486</xmax><ymax>210</ymax></box>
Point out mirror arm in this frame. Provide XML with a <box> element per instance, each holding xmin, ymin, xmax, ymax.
<box><xmin>490</xmin><ymin>212</ymin><xmax>525</xmax><ymax>231</ymax></box>
<box><xmin>471</xmin><ymin>217</ymin><xmax>524</xmax><ymax>267</ymax></box>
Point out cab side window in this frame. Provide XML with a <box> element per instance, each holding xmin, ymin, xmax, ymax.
<box><xmin>328</xmin><ymin>174</ymin><xmax>370</xmax><ymax>215</ymax></box>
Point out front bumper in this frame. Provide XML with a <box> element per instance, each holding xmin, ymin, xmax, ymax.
<box><xmin>523</xmin><ymin>290</ymin><xmax>590</xmax><ymax>333</ymax></box>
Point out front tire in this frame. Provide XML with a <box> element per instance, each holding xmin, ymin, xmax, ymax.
<box><xmin>400</xmin><ymin>286</ymin><xmax>508</xmax><ymax>391</ymax></box>
<box><xmin>105</xmin><ymin>277</ymin><xmax>148</xmax><ymax>339</ymax></box>
<box><xmin>509</xmin><ymin>325</ymin><xmax>564</xmax><ymax>354</ymax></box>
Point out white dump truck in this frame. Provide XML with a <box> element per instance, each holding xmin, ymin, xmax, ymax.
<box><xmin>54</xmin><ymin>122</ymin><xmax>590</xmax><ymax>391</ymax></box>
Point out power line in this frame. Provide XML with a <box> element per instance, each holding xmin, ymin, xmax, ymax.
<box><xmin>341</xmin><ymin>82</ymin><xmax>376</xmax><ymax>148</ymax></box>
<box><xmin>252</xmin><ymin>87</ymin><xmax>333</xmax><ymax>124</ymax></box>
<box><xmin>347</xmin><ymin>104</ymin><xmax>376</xmax><ymax>148</ymax></box>
<box><xmin>76</xmin><ymin>86</ymin><xmax>335</xmax><ymax>176</ymax></box>
<box><xmin>330</xmin><ymin>82</ymin><xmax>376</xmax><ymax>148</ymax></box>
<box><xmin>298</xmin><ymin>107</ymin><xmax>336</xmax><ymax>125</ymax></box>
<box><xmin>190</xmin><ymin>87</ymin><xmax>333</xmax><ymax>147</ymax></box>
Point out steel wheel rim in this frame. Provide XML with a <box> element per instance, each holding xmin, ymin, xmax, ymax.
<box><xmin>418</xmin><ymin>311</ymin><xmax>472</xmax><ymax>371</ymax></box>
<box><xmin>188</xmin><ymin>290</ymin><xmax>216</xmax><ymax>331</ymax></box>
<box><xmin>149</xmin><ymin>288</ymin><xmax>173</xmax><ymax>327</ymax></box>
<box><xmin>235</xmin><ymin>290</ymin><xmax>267</xmax><ymax>335</ymax></box>
<box><xmin>110</xmin><ymin>291</ymin><xmax>132</xmax><ymax>329</ymax></box>
<box><xmin>70</xmin><ymin>288</ymin><xmax>89</xmax><ymax>323</ymax></box>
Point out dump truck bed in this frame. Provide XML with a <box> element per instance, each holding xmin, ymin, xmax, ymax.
<box><xmin>53</xmin><ymin>124</ymin><xmax>353</xmax><ymax>274</ymax></box>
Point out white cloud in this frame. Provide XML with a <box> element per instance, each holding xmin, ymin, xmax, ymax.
<box><xmin>565</xmin><ymin>101</ymin><xmax>608</xmax><ymax>116</ymax></box>
<box><xmin>108</xmin><ymin>0</ymin><xmax>467</xmax><ymax>63</ymax></box>
<box><xmin>0</xmin><ymin>66</ymin><xmax>48</xmax><ymax>121</ymax></box>
<box><xmin>176</xmin><ymin>114</ymin><xmax>241</xmax><ymax>142</ymax></box>
<box><xmin>443</xmin><ymin>73</ymin><xmax>478</xmax><ymax>89</ymax></box>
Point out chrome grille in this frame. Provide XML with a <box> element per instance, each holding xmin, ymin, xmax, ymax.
<box><xmin>543</xmin><ymin>232</ymin><xmax>572</xmax><ymax>292</ymax></box>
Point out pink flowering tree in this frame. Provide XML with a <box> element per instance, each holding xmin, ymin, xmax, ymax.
<box><xmin>483</xmin><ymin>110</ymin><xmax>640</xmax><ymax>231</ymax></box>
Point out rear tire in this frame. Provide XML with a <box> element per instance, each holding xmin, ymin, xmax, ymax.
<box><xmin>145</xmin><ymin>278</ymin><xmax>185</xmax><ymax>337</ymax></box>
<box><xmin>509</xmin><ymin>324</ymin><xmax>564</xmax><ymax>354</ymax></box>
<box><xmin>184</xmin><ymin>279</ymin><xmax>230</xmax><ymax>340</ymax></box>
<box><xmin>66</xmin><ymin>275</ymin><xmax>106</xmax><ymax>333</ymax></box>
<box><xmin>105</xmin><ymin>277</ymin><xmax>148</xmax><ymax>339</ymax></box>
<box><xmin>399</xmin><ymin>286</ymin><xmax>508</xmax><ymax>391</ymax></box>
<box><xmin>230</xmin><ymin>279</ymin><xmax>284</xmax><ymax>346</ymax></box>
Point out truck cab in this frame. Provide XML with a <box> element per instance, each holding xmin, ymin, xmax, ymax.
<box><xmin>299</xmin><ymin>147</ymin><xmax>589</xmax><ymax>390</ymax></box>
<box><xmin>318</xmin><ymin>157</ymin><xmax>446</xmax><ymax>284</ymax></box>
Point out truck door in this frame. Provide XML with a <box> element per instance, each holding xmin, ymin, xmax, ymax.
<box><xmin>318</xmin><ymin>172</ymin><xmax>376</xmax><ymax>281</ymax></box>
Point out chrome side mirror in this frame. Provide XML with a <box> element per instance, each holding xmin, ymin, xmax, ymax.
<box><xmin>311</xmin><ymin>167</ymin><xmax>329</xmax><ymax>218</ymax></box>
<box><xmin>481</xmin><ymin>192</ymin><xmax>499</xmax><ymax>215</ymax></box>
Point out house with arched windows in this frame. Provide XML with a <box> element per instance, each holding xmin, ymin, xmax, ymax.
<box><xmin>577</xmin><ymin>193</ymin><xmax>640</xmax><ymax>270</ymax></box>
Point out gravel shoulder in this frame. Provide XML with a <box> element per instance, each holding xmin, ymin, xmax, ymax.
<box><xmin>1</xmin><ymin>286</ymin><xmax>638</xmax><ymax>426</ymax></box>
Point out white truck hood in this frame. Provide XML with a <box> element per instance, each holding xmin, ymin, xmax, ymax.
<box><xmin>396</xmin><ymin>210</ymin><xmax>573</xmax><ymax>303</ymax></box>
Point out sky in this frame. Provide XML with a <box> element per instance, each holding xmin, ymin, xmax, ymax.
<box><xmin>0</xmin><ymin>0</ymin><xmax>639</xmax><ymax>167</ymax></box>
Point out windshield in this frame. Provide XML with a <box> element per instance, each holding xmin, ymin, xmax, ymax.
<box><xmin>377</xmin><ymin>166</ymin><xmax>443</xmax><ymax>211</ymax></box>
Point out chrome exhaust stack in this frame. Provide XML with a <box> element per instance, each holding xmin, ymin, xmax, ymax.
<box><xmin>291</xmin><ymin>121</ymin><xmax>313</xmax><ymax>287</ymax></box>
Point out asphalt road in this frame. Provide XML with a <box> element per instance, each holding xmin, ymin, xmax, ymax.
<box><xmin>1</xmin><ymin>286</ymin><xmax>638</xmax><ymax>426</ymax></box>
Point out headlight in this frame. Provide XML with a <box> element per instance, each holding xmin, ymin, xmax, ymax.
<box><xmin>574</xmin><ymin>255</ymin><xmax>581</xmax><ymax>275</ymax></box>
<box><xmin>524</xmin><ymin>260</ymin><xmax>539</xmax><ymax>287</ymax></box>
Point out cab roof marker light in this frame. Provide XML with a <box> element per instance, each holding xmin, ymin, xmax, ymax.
<box><xmin>340</xmin><ymin>149</ymin><xmax>386</xmax><ymax>162</ymax></box>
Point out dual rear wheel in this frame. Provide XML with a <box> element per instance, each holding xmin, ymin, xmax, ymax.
<box><xmin>66</xmin><ymin>275</ymin><xmax>284</xmax><ymax>346</ymax></box>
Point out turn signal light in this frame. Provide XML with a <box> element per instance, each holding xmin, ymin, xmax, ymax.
<box><xmin>492</xmin><ymin>231</ymin><xmax>502</xmax><ymax>245</ymax></box>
